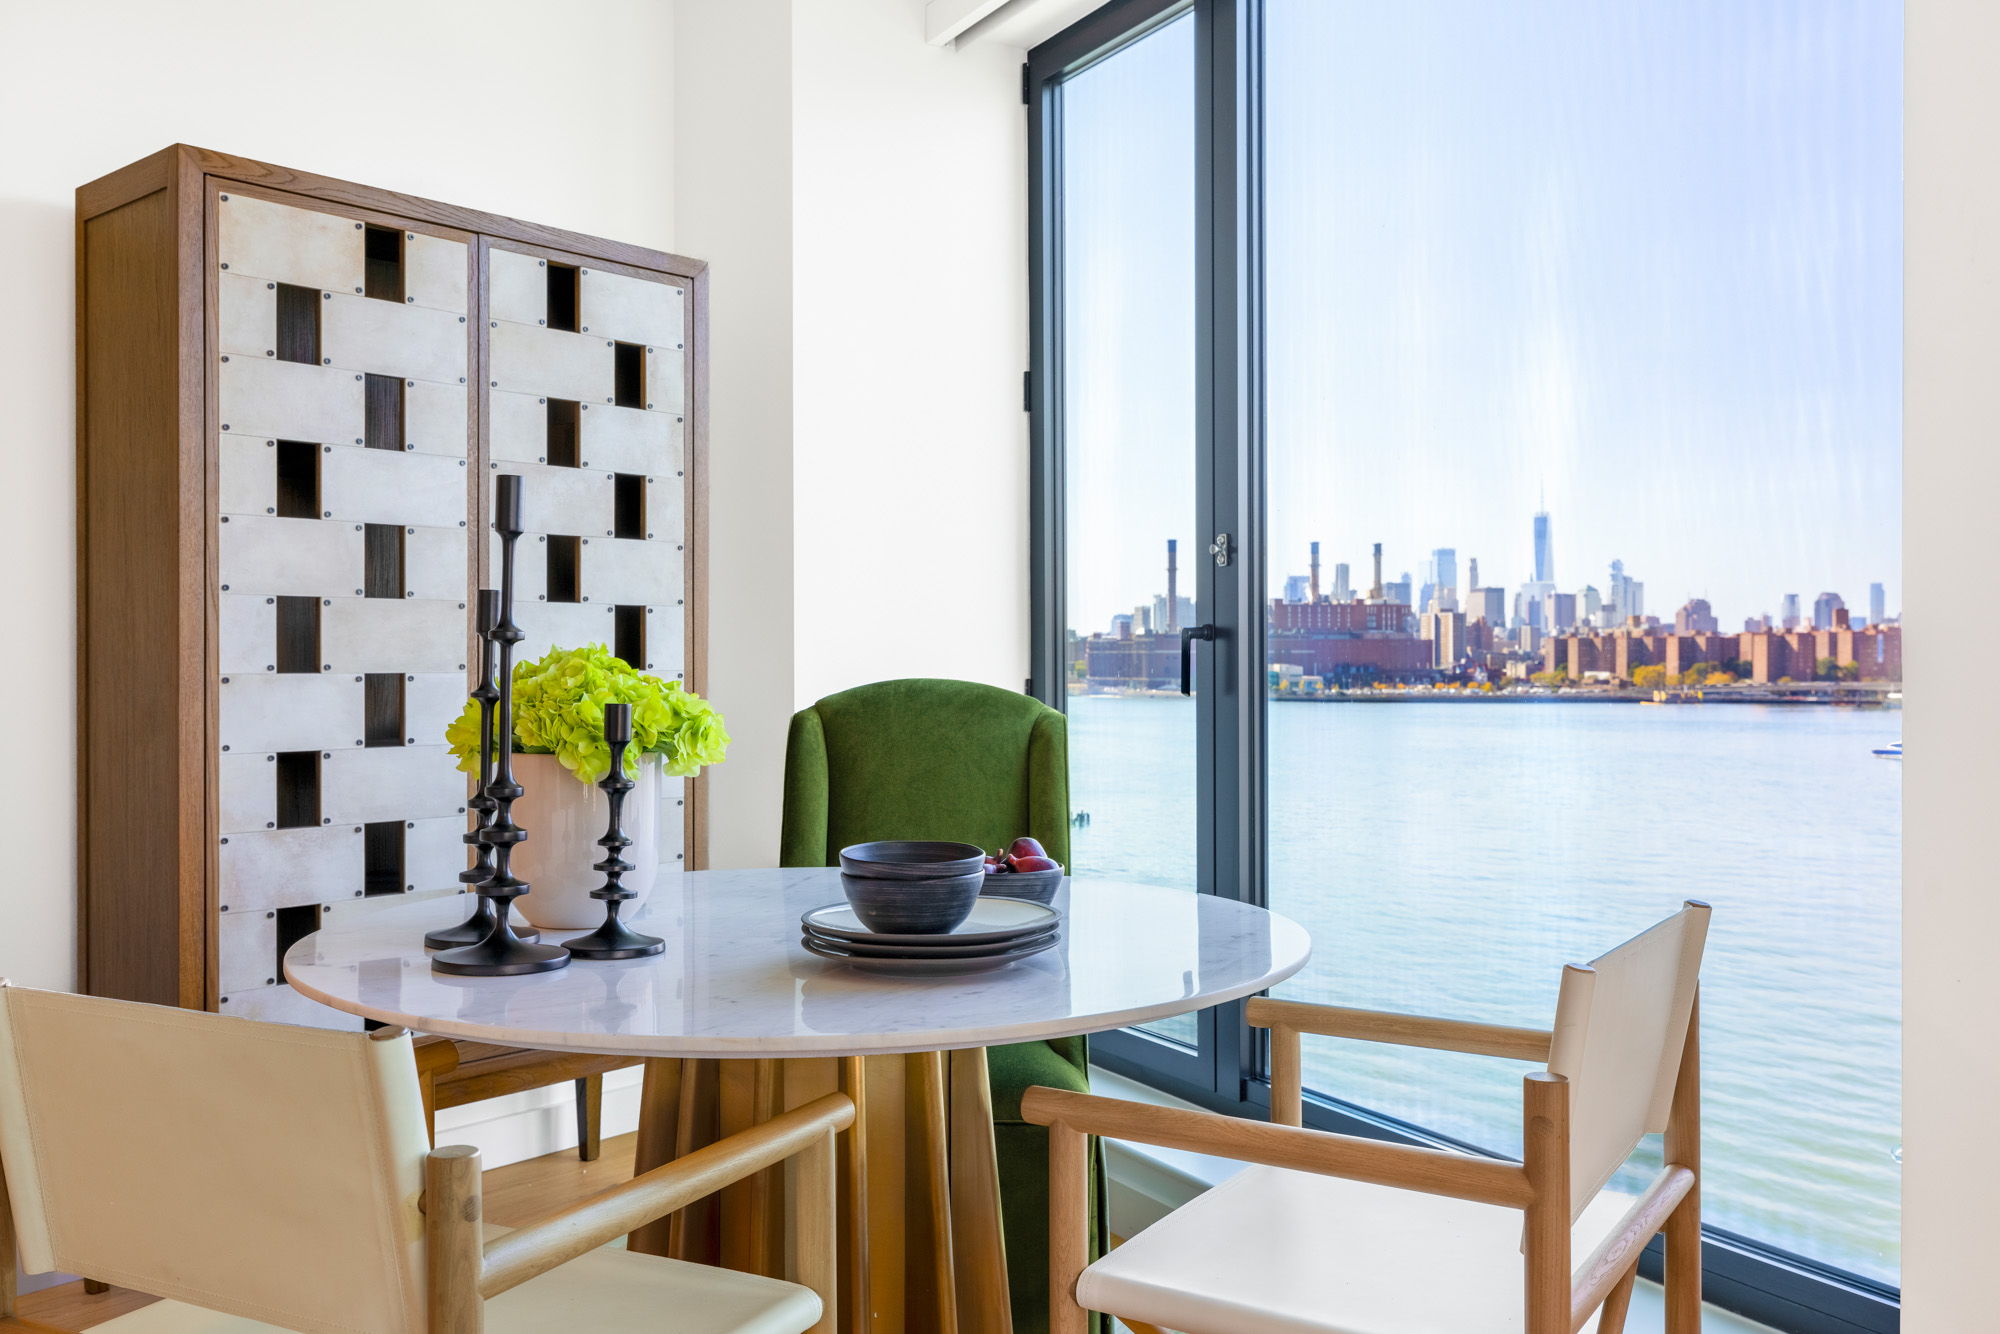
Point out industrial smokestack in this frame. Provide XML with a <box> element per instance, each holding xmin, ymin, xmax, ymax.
<box><xmin>1310</xmin><ymin>541</ymin><xmax>1321</xmax><ymax>603</ymax></box>
<box><xmin>1370</xmin><ymin>543</ymin><xmax>1384</xmax><ymax>600</ymax></box>
<box><xmin>1166</xmin><ymin>539</ymin><xmax>1179</xmax><ymax>633</ymax></box>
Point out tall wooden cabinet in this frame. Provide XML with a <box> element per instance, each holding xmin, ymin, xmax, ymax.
<box><xmin>75</xmin><ymin>146</ymin><xmax>708</xmax><ymax>1021</ymax></box>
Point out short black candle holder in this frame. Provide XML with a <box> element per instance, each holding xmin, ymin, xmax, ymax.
<box><xmin>427</xmin><ymin>588</ymin><xmax>539</xmax><ymax>950</ymax></box>
<box><xmin>563</xmin><ymin>702</ymin><xmax>665</xmax><ymax>961</ymax></box>
<box><xmin>433</xmin><ymin>475</ymin><xmax>570</xmax><ymax>977</ymax></box>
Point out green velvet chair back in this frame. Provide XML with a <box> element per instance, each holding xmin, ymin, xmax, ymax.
<box><xmin>780</xmin><ymin>678</ymin><xmax>1071</xmax><ymax>868</ymax></box>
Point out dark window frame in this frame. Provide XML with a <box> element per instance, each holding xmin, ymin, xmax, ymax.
<box><xmin>1025</xmin><ymin>3</ymin><xmax>1900</xmax><ymax>1331</ymax></box>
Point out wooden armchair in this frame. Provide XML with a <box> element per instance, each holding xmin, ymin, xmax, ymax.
<box><xmin>1025</xmin><ymin>901</ymin><xmax>1711</xmax><ymax>1334</ymax></box>
<box><xmin>0</xmin><ymin>983</ymin><xmax>851</xmax><ymax>1334</ymax></box>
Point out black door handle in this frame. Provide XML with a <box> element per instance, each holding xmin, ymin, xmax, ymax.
<box><xmin>1180</xmin><ymin>624</ymin><xmax>1215</xmax><ymax>695</ymax></box>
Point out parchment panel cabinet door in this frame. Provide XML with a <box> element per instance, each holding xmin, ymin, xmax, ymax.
<box><xmin>322</xmin><ymin>293</ymin><xmax>469</xmax><ymax>385</ymax></box>
<box><xmin>490</xmin><ymin>321</ymin><xmax>615</xmax><ymax>403</ymax></box>
<box><xmin>219</xmin><ymin>674</ymin><xmax>366</xmax><ymax>754</ymax></box>
<box><xmin>515</xmin><ymin>463</ymin><xmax>616</xmax><ymax>536</ymax></box>
<box><xmin>219</xmin><ymin>593</ymin><xmax>278</xmax><ymax>676</ymax></box>
<box><xmin>650</xmin><ymin>604</ymin><xmax>686</xmax><ymax>676</ymax></box>
<box><xmin>408</xmin><ymin>816</ymin><xmax>471</xmax><ymax>892</ymax></box>
<box><xmin>489</xmin><ymin>247</ymin><xmax>548</xmax><ymax>326</ymax></box>
<box><xmin>645</xmin><ymin>344</ymin><xmax>686</xmax><ymax>414</ymax></box>
<box><xmin>226</xmin><ymin>983</ymin><xmax>364</xmax><ymax>1031</ymax></box>
<box><xmin>219</xmin><ymin>826</ymin><xmax>365</xmax><ymax>913</ymax></box>
<box><xmin>580</xmin><ymin>405</ymin><xmax>679</xmax><ymax>477</ymax></box>
<box><xmin>321</xmin><ymin>447</ymin><xmax>468</xmax><ymax>529</ymax></box>
<box><xmin>218</xmin><ymin>517</ymin><xmax>364</xmax><ymax>598</ymax></box>
<box><xmin>583</xmin><ymin>538</ymin><xmax>680</xmax><ymax>608</ymax></box>
<box><xmin>407</xmin><ymin>674</ymin><xmax>471</xmax><ymax>749</ymax></box>
<box><xmin>491</xmin><ymin>389</ymin><xmax>550</xmax><ymax>465</ymax></box>
<box><xmin>217</xmin><ymin>192</ymin><xmax>364</xmax><ymax>292</ymax></box>
<box><xmin>322</xmin><ymin>746</ymin><xmax>467</xmax><ymax>824</ymax></box>
<box><xmin>219</xmin><ymin>908</ymin><xmax>280</xmax><ymax>993</ymax></box>
<box><xmin>404</xmin><ymin>526</ymin><xmax>469</xmax><ymax>603</ymax></box>
<box><xmin>218</xmin><ymin>272</ymin><xmax>277</xmax><ymax>359</ymax></box>
<box><xmin>321</xmin><ymin>599</ymin><xmax>468</xmax><ymax>675</ymax></box>
<box><xmin>512</xmin><ymin>602</ymin><xmax>615</xmax><ymax>659</ymax></box>
<box><xmin>220</xmin><ymin>358</ymin><xmax>365</xmax><ymax>444</ymax></box>
<box><xmin>657</xmin><ymin>774</ymin><xmax>686</xmax><ymax>871</ymax></box>
<box><xmin>579</xmin><ymin>268</ymin><xmax>684</xmax><ymax>347</ymax></box>
<box><xmin>220</xmin><ymin>751</ymin><xmax>279</xmax><ymax>835</ymax></box>
<box><xmin>647</xmin><ymin>475</ymin><xmax>685</xmax><ymax>543</ymax></box>
<box><xmin>219</xmin><ymin>435</ymin><xmax>278</xmax><ymax>517</ymax></box>
<box><xmin>405</xmin><ymin>378</ymin><xmax>470</xmax><ymax>457</ymax></box>
<box><xmin>405</xmin><ymin>233</ymin><xmax>469</xmax><ymax>313</ymax></box>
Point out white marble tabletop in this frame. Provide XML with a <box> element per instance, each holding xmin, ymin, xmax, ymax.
<box><xmin>284</xmin><ymin>868</ymin><xmax>1312</xmax><ymax>1058</ymax></box>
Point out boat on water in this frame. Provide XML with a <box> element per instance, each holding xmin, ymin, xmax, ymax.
<box><xmin>1872</xmin><ymin>741</ymin><xmax>1902</xmax><ymax>759</ymax></box>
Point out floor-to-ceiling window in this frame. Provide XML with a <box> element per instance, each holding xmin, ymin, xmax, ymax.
<box><xmin>1031</xmin><ymin>2</ymin><xmax>1902</xmax><ymax>1328</ymax></box>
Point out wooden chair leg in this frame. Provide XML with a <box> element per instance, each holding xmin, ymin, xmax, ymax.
<box><xmin>1048</xmin><ymin>1117</ymin><xmax>1089</xmax><ymax>1334</ymax></box>
<box><xmin>1596</xmin><ymin>1261</ymin><xmax>1639</xmax><ymax>1334</ymax></box>
<box><xmin>1522</xmin><ymin>1072</ymin><xmax>1571</xmax><ymax>1334</ymax></box>
<box><xmin>425</xmin><ymin>1145</ymin><xmax>483</xmax><ymax>1334</ymax></box>
<box><xmin>1664</xmin><ymin>990</ymin><xmax>1703</xmax><ymax>1334</ymax></box>
<box><xmin>797</xmin><ymin>1126</ymin><xmax>838</xmax><ymax>1334</ymax></box>
<box><xmin>839</xmin><ymin>1055</ymin><xmax>871</xmax><ymax>1334</ymax></box>
<box><xmin>2</xmin><ymin>1151</ymin><xmax>17</xmax><ymax>1321</ymax></box>
<box><xmin>575</xmin><ymin>1073</ymin><xmax>604</xmax><ymax>1163</ymax></box>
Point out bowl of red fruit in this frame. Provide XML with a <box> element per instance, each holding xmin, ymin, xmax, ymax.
<box><xmin>981</xmin><ymin>837</ymin><xmax>1066</xmax><ymax>905</ymax></box>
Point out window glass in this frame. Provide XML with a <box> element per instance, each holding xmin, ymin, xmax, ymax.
<box><xmin>1059</xmin><ymin>14</ymin><xmax>1201</xmax><ymax>1045</ymax></box>
<box><xmin>1263</xmin><ymin>0</ymin><xmax>1902</xmax><ymax>1283</ymax></box>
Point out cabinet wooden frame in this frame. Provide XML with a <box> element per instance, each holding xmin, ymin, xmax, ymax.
<box><xmin>75</xmin><ymin>145</ymin><xmax>710</xmax><ymax>1010</ymax></box>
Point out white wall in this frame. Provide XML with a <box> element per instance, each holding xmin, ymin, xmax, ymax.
<box><xmin>675</xmin><ymin>0</ymin><xmax>798</xmax><ymax>870</ymax></box>
<box><xmin>0</xmin><ymin>0</ymin><xmax>676</xmax><ymax>995</ymax></box>
<box><xmin>682</xmin><ymin>0</ymin><xmax>1032</xmax><ymax>865</ymax></box>
<box><xmin>1903</xmin><ymin>1</ymin><xmax>2000</xmax><ymax>1325</ymax></box>
<box><xmin>791</xmin><ymin>0</ymin><xmax>1032</xmax><ymax>710</ymax></box>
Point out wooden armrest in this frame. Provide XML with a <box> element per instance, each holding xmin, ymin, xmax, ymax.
<box><xmin>1020</xmin><ymin>1086</ymin><xmax>1530</xmax><ymax>1209</ymax></box>
<box><xmin>1568</xmin><ymin>1165</ymin><xmax>1695</xmax><ymax>1331</ymax></box>
<box><xmin>475</xmin><ymin>1091</ymin><xmax>856</xmax><ymax>1298</ymax></box>
<box><xmin>1247</xmin><ymin>997</ymin><xmax>1552</xmax><ymax>1062</ymax></box>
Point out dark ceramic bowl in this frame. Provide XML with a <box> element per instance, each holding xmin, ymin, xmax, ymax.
<box><xmin>838</xmin><ymin>840</ymin><xmax>987</xmax><ymax>881</ymax></box>
<box><xmin>840</xmin><ymin>870</ymin><xmax>985</xmax><ymax>935</ymax></box>
<box><xmin>980</xmin><ymin>867</ymin><xmax>1064</xmax><ymax>906</ymax></box>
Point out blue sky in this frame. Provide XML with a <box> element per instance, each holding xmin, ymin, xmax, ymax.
<box><xmin>1065</xmin><ymin>2</ymin><xmax>1903</xmax><ymax>634</ymax></box>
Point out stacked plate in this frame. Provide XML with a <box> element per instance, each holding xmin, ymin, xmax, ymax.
<box><xmin>801</xmin><ymin>897</ymin><xmax>1062</xmax><ymax>975</ymax></box>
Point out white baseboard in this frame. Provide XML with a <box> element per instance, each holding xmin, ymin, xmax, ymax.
<box><xmin>431</xmin><ymin>1064</ymin><xmax>647</xmax><ymax>1170</ymax></box>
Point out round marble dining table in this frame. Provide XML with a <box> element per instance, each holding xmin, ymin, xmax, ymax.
<box><xmin>285</xmin><ymin>868</ymin><xmax>1310</xmax><ymax>1334</ymax></box>
<box><xmin>283</xmin><ymin>867</ymin><xmax>1313</xmax><ymax>1056</ymax></box>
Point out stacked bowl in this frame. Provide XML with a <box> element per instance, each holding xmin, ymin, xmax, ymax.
<box><xmin>802</xmin><ymin>840</ymin><xmax>1063</xmax><ymax>974</ymax></box>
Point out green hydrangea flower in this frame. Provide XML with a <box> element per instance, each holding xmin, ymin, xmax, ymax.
<box><xmin>445</xmin><ymin>644</ymin><xmax>730</xmax><ymax>784</ymax></box>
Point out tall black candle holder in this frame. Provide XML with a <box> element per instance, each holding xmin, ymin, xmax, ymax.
<box><xmin>427</xmin><ymin>589</ymin><xmax>538</xmax><ymax>950</ymax></box>
<box><xmin>563</xmin><ymin>702</ymin><xmax>665</xmax><ymax>961</ymax></box>
<box><xmin>433</xmin><ymin>475</ymin><xmax>570</xmax><ymax>976</ymax></box>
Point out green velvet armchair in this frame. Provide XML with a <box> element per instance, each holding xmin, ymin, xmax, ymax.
<box><xmin>780</xmin><ymin>677</ymin><xmax>1106</xmax><ymax>1334</ymax></box>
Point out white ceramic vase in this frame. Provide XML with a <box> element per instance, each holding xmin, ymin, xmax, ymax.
<box><xmin>507</xmin><ymin>751</ymin><xmax>660</xmax><ymax>929</ymax></box>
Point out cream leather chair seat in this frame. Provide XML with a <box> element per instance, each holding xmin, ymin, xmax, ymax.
<box><xmin>1082</xmin><ymin>1165</ymin><xmax>1634</xmax><ymax>1334</ymax></box>
<box><xmin>79</xmin><ymin>1227</ymin><xmax>820</xmax><ymax>1334</ymax></box>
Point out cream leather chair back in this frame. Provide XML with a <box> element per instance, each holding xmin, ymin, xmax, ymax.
<box><xmin>1546</xmin><ymin>900</ymin><xmax>1711</xmax><ymax>1220</ymax></box>
<box><xmin>0</xmin><ymin>985</ymin><xmax>430</xmax><ymax>1334</ymax></box>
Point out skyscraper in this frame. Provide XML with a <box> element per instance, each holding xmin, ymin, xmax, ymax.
<box><xmin>1870</xmin><ymin>582</ymin><xmax>1886</xmax><ymax>625</ymax></box>
<box><xmin>1781</xmin><ymin>593</ymin><xmax>1800</xmax><ymax>630</ymax></box>
<box><xmin>1426</xmin><ymin>548</ymin><xmax>1458</xmax><ymax>611</ymax></box>
<box><xmin>1533</xmin><ymin>510</ymin><xmax>1554</xmax><ymax>585</ymax></box>
<box><xmin>1813</xmin><ymin>592</ymin><xmax>1846</xmax><ymax>629</ymax></box>
<box><xmin>1332</xmin><ymin>563</ymin><xmax>1352</xmax><ymax>602</ymax></box>
<box><xmin>1283</xmin><ymin>575</ymin><xmax>1310</xmax><ymax>604</ymax></box>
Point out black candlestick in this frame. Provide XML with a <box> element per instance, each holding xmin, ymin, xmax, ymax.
<box><xmin>433</xmin><ymin>476</ymin><xmax>570</xmax><ymax>976</ymax></box>
<box><xmin>427</xmin><ymin>589</ymin><xmax>538</xmax><ymax>949</ymax></box>
<box><xmin>563</xmin><ymin>702</ymin><xmax>665</xmax><ymax>960</ymax></box>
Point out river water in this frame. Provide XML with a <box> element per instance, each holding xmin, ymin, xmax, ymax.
<box><xmin>1066</xmin><ymin>693</ymin><xmax>1902</xmax><ymax>1286</ymax></box>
